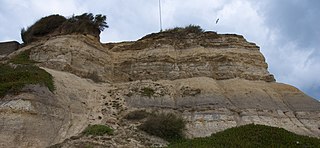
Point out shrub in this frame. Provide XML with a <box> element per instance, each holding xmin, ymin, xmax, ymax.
<box><xmin>141</xmin><ymin>87</ymin><xmax>155</xmax><ymax>97</ymax></box>
<box><xmin>21</xmin><ymin>15</ymin><xmax>66</xmax><ymax>43</ymax></box>
<box><xmin>184</xmin><ymin>24</ymin><xmax>204</xmax><ymax>33</ymax></box>
<box><xmin>139</xmin><ymin>112</ymin><xmax>186</xmax><ymax>142</ymax></box>
<box><xmin>82</xmin><ymin>124</ymin><xmax>113</xmax><ymax>136</ymax></box>
<box><xmin>21</xmin><ymin>13</ymin><xmax>108</xmax><ymax>44</ymax></box>
<box><xmin>63</xmin><ymin>13</ymin><xmax>108</xmax><ymax>33</ymax></box>
<box><xmin>165</xmin><ymin>24</ymin><xmax>204</xmax><ymax>34</ymax></box>
<box><xmin>168</xmin><ymin>124</ymin><xmax>320</xmax><ymax>147</ymax></box>
<box><xmin>124</xmin><ymin>110</ymin><xmax>150</xmax><ymax>120</ymax></box>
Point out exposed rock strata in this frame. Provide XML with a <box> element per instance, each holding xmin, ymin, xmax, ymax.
<box><xmin>0</xmin><ymin>32</ymin><xmax>319</xmax><ymax>147</ymax></box>
<box><xmin>23</xmin><ymin>33</ymin><xmax>275</xmax><ymax>83</ymax></box>
<box><xmin>120</xmin><ymin>77</ymin><xmax>320</xmax><ymax>138</ymax></box>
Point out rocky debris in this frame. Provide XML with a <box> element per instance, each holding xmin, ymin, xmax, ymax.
<box><xmin>50</xmin><ymin>119</ymin><xmax>168</xmax><ymax>148</ymax></box>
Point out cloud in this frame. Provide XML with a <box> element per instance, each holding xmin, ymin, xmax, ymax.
<box><xmin>258</xmin><ymin>0</ymin><xmax>320</xmax><ymax>48</ymax></box>
<box><xmin>0</xmin><ymin>0</ymin><xmax>87</xmax><ymax>42</ymax></box>
<box><xmin>252</xmin><ymin>0</ymin><xmax>320</xmax><ymax>100</ymax></box>
<box><xmin>0</xmin><ymin>0</ymin><xmax>319</xmax><ymax>100</ymax></box>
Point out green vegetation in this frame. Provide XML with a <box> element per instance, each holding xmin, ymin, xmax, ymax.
<box><xmin>21</xmin><ymin>13</ymin><xmax>108</xmax><ymax>44</ymax></box>
<box><xmin>165</xmin><ymin>24</ymin><xmax>204</xmax><ymax>34</ymax></box>
<box><xmin>0</xmin><ymin>64</ymin><xmax>54</xmax><ymax>97</ymax></box>
<box><xmin>9</xmin><ymin>50</ymin><xmax>37</xmax><ymax>64</ymax></box>
<box><xmin>21</xmin><ymin>15</ymin><xmax>66</xmax><ymax>43</ymax></box>
<box><xmin>61</xmin><ymin>13</ymin><xmax>108</xmax><ymax>35</ymax></box>
<box><xmin>0</xmin><ymin>50</ymin><xmax>54</xmax><ymax>97</ymax></box>
<box><xmin>141</xmin><ymin>87</ymin><xmax>155</xmax><ymax>97</ymax></box>
<box><xmin>137</xmin><ymin>24</ymin><xmax>211</xmax><ymax>49</ymax></box>
<box><xmin>139</xmin><ymin>112</ymin><xmax>185</xmax><ymax>142</ymax></box>
<box><xmin>168</xmin><ymin>124</ymin><xmax>320</xmax><ymax>148</ymax></box>
<box><xmin>82</xmin><ymin>124</ymin><xmax>113</xmax><ymax>136</ymax></box>
<box><xmin>124</xmin><ymin>110</ymin><xmax>150</xmax><ymax>120</ymax></box>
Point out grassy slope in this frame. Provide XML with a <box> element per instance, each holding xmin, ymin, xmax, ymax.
<box><xmin>0</xmin><ymin>50</ymin><xmax>54</xmax><ymax>97</ymax></box>
<box><xmin>168</xmin><ymin>124</ymin><xmax>320</xmax><ymax>148</ymax></box>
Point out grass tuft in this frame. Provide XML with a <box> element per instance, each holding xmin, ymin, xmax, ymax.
<box><xmin>82</xmin><ymin>124</ymin><xmax>113</xmax><ymax>136</ymax></box>
<box><xmin>164</xmin><ymin>24</ymin><xmax>204</xmax><ymax>34</ymax></box>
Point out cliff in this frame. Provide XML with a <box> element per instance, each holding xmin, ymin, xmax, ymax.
<box><xmin>27</xmin><ymin>31</ymin><xmax>274</xmax><ymax>83</ymax></box>
<box><xmin>0</xmin><ymin>30</ymin><xmax>319</xmax><ymax>147</ymax></box>
<box><xmin>0</xmin><ymin>41</ymin><xmax>20</xmax><ymax>58</ymax></box>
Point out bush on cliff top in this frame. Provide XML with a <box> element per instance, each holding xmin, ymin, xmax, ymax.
<box><xmin>21</xmin><ymin>13</ymin><xmax>108</xmax><ymax>44</ymax></box>
<box><xmin>164</xmin><ymin>24</ymin><xmax>204</xmax><ymax>34</ymax></box>
<box><xmin>21</xmin><ymin>15</ymin><xmax>66</xmax><ymax>44</ymax></box>
<box><xmin>168</xmin><ymin>124</ymin><xmax>320</xmax><ymax>147</ymax></box>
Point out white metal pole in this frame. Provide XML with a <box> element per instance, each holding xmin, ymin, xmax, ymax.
<box><xmin>159</xmin><ymin>0</ymin><xmax>163</xmax><ymax>32</ymax></box>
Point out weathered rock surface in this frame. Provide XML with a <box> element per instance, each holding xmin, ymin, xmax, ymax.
<box><xmin>21</xmin><ymin>33</ymin><xmax>274</xmax><ymax>83</ymax></box>
<box><xmin>0</xmin><ymin>41</ymin><xmax>20</xmax><ymax>58</ymax></box>
<box><xmin>120</xmin><ymin>77</ymin><xmax>320</xmax><ymax>138</ymax></box>
<box><xmin>1</xmin><ymin>31</ymin><xmax>319</xmax><ymax>147</ymax></box>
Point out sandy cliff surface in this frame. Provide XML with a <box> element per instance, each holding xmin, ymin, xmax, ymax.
<box><xmin>1</xmin><ymin>32</ymin><xmax>319</xmax><ymax>147</ymax></box>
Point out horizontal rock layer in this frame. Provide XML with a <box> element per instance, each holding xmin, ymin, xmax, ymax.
<box><xmin>1</xmin><ymin>68</ymin><xmax>318</xmax><ymax>147</ymax></box>
<box><xmin>120</xmin><ymin>77</ymin><xmax>320</xmax><ymax>137</ymax></box>
<box><xmin>18</xmin><ymin>34</ymin><xmax>274</xmax><ymax>82</ymax></box>
<box><xmin>1</xmin><ymin>33</ymin><xmax>319</xmax><ymax>147</ymax></box>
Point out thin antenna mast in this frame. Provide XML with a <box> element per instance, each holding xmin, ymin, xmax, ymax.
<box><xmin>159</xmin><ymin>0</ymin><xmax>163</xmax><ymax>32</ymax></box>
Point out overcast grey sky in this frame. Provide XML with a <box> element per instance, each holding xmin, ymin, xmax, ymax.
<box><xmin>0</xmin><ymin>0</ymin><xmax>319</xmax><ymax>100</ymax></box>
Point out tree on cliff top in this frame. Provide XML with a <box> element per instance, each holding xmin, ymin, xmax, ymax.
<box><xmin>21</xmin><ymin>13</ymin><xmax>108</xmax><ymax>44</ymax></box>
<box><xmin>60</xmin><ymin>13</ymin><xmax>108</xmax><ymax>36</ymax></box>
<box><xmin>21</xmin><ymin>14</ymin><xmax>66</xmax><ymax>43</ymax></box>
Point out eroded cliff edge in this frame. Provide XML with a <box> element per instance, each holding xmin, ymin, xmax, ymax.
<box><xmin>1</xmin><ymin>30</ymin><xmax>319</xmax><ymax>147</ymax></box>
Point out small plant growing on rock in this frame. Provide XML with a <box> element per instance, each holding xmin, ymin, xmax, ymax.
<box><xmin>139</xmin><ymin>112</ymin><xmax>186</xmax><ymax>142</ymax></box>
<box><xmin>141</xmin><ymin>87</ymin><xmax>155</xmax><ymax>97</ymax></box>
<box><xmin>124</xmin><ymin>110</ymin><xmax>150</xmax><ymax>120</ymax></box>
<box><xmin>82</xmin><ymin>124</ymin><xmax>113</xmax><ymax>136</ymax></box>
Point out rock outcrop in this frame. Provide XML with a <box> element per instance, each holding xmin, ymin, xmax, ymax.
<box><xmin>0</xmin><ymin>41</ymin><xmax>20</xmax><ymax>58</ymax></box>
<box><xmin>1</xmin><ymin>30</ymin><xmax>319</xmax><ymax>147</ymax></box>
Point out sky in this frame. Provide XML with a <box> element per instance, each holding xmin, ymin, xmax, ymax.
<box><xmin>0</xmin><ymin>0</ymin><xmax>319</xmax><ymax>100</ymax></box>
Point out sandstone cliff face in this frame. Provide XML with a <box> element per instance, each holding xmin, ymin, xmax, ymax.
<box><xmin>108</xmin><ymin>31</ymin><xmax>274</xmax><ymax>82</ymax></box>
<box><xmin>1</xmin><ymin>32</ymin><xmax>319</xmax><ymax>147</ymax></box>
<box><xmin>24</xmin><ymin>32</ymin><xmax>274</xmax><ymax>83</ymax></box>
